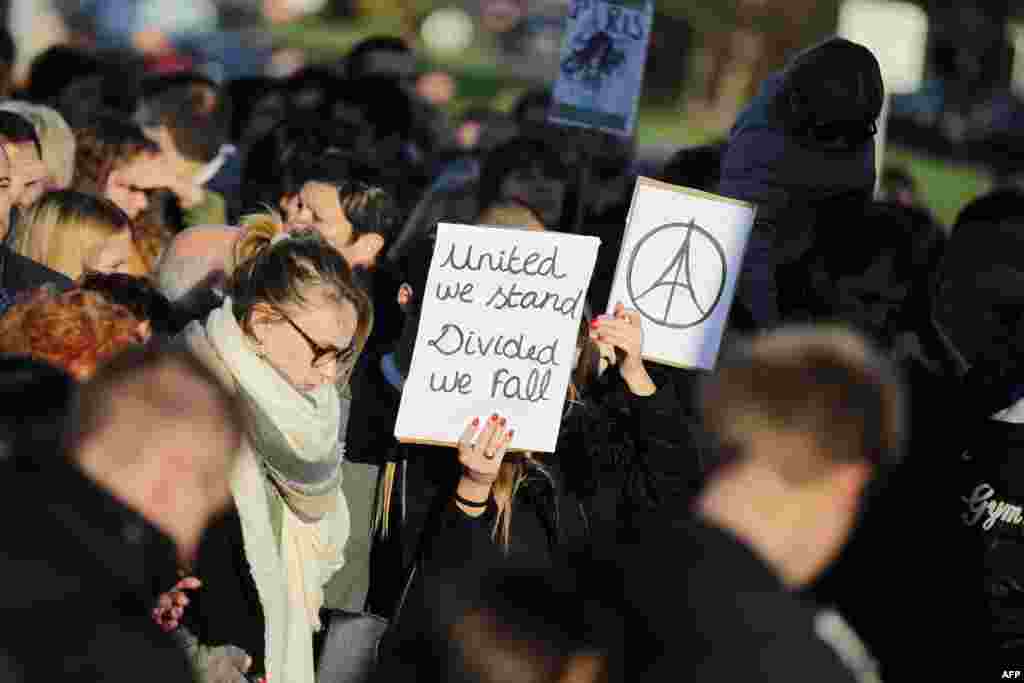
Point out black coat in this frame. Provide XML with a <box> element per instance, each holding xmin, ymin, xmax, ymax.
<box><xmin>372</xmin><ymin>369</ymin><xmax>705</xmax><ymax>680</ymax></box>
<box><xmin>811</xmin><ymin>355</ymin><xmax>989</xmax><ymax>681</ymax></box>
<box><xmin>0</xmin><ymin>457</ymin><xmax>193</xmax><ymax>682</ymax></box>
<box><xmin>184</xmin><ymin>505</ymin><xmax>268</xmax><ymax>678</ymax></box>
<box><xmin>616</xmin><ymin>518</ymin><xmax>861</xmax><ymax>682</ymax></box>
<box><xmin>0</xmin><ymin>244</ymin><xmax>74</xmax><ymax>295</ymax></box>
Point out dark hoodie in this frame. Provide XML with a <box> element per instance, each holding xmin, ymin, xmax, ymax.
<box><xmin>719</xmin><ymin>37</ymin><xmax>882</xmax><ymax>328</ymax></box>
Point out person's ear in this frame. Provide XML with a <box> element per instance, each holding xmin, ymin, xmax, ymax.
<box><xmin>137</xmin><ymin>319</ymin><xmax>152</xmax><ymax>342</ymax></box>
<box><xmin>832</xmin><ymin>461</ymin><xmax>871</xmax><ymax>513</ymax></box>
<box><xmin>247</xmin><ymin>303</ymin><xmax>277</xmax><ymax>346</ymax></box>
<box><xmin>397</xmin><ymin>283</ymin><xmax>414</xmax><ymax>307</ymax></box>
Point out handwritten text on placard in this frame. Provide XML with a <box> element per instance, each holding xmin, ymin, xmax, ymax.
<box><xmin>395</xmin><ymin>224</ymin><xmax>600</xmax><ymax>453</ymax></box>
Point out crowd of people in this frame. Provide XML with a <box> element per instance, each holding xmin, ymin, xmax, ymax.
<box><xmin>0</xmin><ymin>21</ymin><xmax>1018</xmax><ymax>683</ymax></box>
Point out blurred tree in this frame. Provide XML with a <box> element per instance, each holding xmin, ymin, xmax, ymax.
<box><xmin>681</xmin><ymin>0</ymin><xmax>840</xmax><ymax>132</ymax></box>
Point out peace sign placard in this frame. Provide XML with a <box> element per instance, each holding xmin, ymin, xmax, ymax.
<box><xmin>607</xmin><ymin>177</ymin><xmax>755</xmax><ymax>370</ymax></box>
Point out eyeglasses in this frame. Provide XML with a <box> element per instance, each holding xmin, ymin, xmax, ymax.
<box><xmin>275</xmin><ymin>308</ymin><xmax>355</xmax><ymax>370</ymax></box>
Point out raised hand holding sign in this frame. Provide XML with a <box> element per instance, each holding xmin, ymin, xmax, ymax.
<box><xmin>607</xmin><ymin>178</ymin><xmax>755</xmax><ymax>371</ymax></box>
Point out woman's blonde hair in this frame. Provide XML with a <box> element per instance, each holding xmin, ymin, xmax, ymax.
<box><xmin>0</xmin><ymin>101</ymin><xmax>76</xmax><ymax>188</ymax></box>
<box><xmin>131</xmin><ymin>220</ymin><xmax>174</xmax><ymax>275</ymax></box>
<box><xmin>15</xmin><ymin>190</ymin><xmax>135</xmax><ymax>280</ymax></box>
<box><xmin>229</xmin><ymin>212</ymin><xmax>374</xmax><ymax>388</ymax></box>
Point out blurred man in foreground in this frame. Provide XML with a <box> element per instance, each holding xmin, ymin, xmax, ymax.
<box><xmin>0</xmin><ymin>345</ymin><xmax>242</xmax><ymax>682</ymax></box>
<box><xmin>621</xmin><ymin>327</ymin><xmax>900</xmax><ymax>682</ymax></box>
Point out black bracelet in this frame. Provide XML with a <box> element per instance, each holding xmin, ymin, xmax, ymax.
<box><xmin>454</xmin><ymin>492</ymin><xmax>490</xmax><ymax>508</ymax></box>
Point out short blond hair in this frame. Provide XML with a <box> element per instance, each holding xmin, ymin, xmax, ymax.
<box><xmin>0</xmin><ymin>101</ymin><xmax>76</xmax><ymax>188</ymax></box>
<box><xmin>15</xmin><ymin>190</ymin><xmax>134</xmax><ymax>280</ymax></box>
<box><xmin>478</xmin><ymin>201</ymin><xmax>545</xmax><ymax>231</ymax></box>
<box><xmin>701</xmin><ymin>326</ymin><xmax>904</xmax><ymax>482</ymax></box>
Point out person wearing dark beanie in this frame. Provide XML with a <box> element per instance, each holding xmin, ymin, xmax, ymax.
<box><xmin>718</xmin><ymin>37</ymin><xmax>883</xmax><ymax>329</ymax></box>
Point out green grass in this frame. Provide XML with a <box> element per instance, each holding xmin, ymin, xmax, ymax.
<box><xmin>273</xmin><ymin>17</ymin><xmax>992</xmax><ymax>227</ymax></box>
<box><xmin>887</xmin><ymin>147</ymin><xmax>991</xmax><ymax>227</ymax></box>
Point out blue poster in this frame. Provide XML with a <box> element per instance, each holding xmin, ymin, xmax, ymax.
<box><xmin>549</xmin><ymin>0</ymin><xmax>653</xmax><ymax>137</ymax></box>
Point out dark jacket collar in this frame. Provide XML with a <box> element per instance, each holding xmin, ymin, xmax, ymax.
<box><xmin>21</xmin><ymin>456</ymin><xmax>181</xmax><ymax>609</ymax></box>
<box><xmin>685</xmin><ymin>516</ymin><xmax>787</xmax><ymax>593</ymax></box>
<box><xmin>0</xmin><ymin>244</ymin><xmax>74</xmax><ymax>295</ymax></box>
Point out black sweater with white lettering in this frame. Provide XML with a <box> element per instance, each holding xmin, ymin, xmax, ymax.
<box><xmin>962</xmin><ymin>417</ymin><xmax>1024</xmax><ymax>651</ymax></box>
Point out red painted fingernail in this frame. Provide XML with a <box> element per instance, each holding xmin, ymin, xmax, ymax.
<box><xmin>491</xmin><ymin>413</ymin><xmax>498</xmax><ymax>421</ymax></box>
<box><xmin>508</xmin><ymin>430</ymin><xmax>515</xmax><ymax>439</ymax></box>
<box><xmin>499</xmin><ymin>417</ymin><xmax>506</xmax><ymax>427</ymax></box>
<box><xmin>471</xmin><ymin>417</ymin><xmax>479</xmax><ymax>427</ymax></box>
<box><xmin>590</xmin><ymin>319</ymin><xmax>599</xmax><ymax>328</ymax></box>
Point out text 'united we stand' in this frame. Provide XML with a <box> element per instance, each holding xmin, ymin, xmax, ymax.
<box><xmin>427</xmin><ymin>240</ymin><xmax>586</xmax><ymax>404</ymax></box>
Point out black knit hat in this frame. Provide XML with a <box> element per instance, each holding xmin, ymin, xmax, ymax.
<box><xmin>772</xmin><ymin>37</ymin><xmax>884</xmax><ymax>147</ymax></box>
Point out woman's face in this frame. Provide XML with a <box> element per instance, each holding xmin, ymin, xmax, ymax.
<box><xmin>287</xmin><ymin>181</ymin><xmax>384</xmax><ymax>270</ymax></box>
<box><xmin>288</xmin><ymin>181</ymin><xmax>353</xmax><ymax>250</ymax></box>
<box><xmin>83</xmin><ymin>229</ymin><xmax>146</xmax><ymax>278</ymax></box>
<box><xmin>498</xmin><ymin>164</ymin><xmax>566</xmax><ymax>228</ymax></box>
<box><xmin>251</xmin><ymin>286</ymin><xmax>359</xmax><ymax>393</ymax></box>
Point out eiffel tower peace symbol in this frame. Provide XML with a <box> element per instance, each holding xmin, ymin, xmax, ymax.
<box><xmin>626</xmin><ymin>219</ymin><xmax>728</xmax><ymax>329</ymax></box>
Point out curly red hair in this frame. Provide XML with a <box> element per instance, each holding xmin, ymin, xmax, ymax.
<box><xmin>0</xmin><ymin>287</ymin><xmax>148</xmax><ymax>380</ymax></box>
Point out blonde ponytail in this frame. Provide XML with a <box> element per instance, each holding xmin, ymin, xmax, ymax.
<box><xmin>232</xmin><ymin>211</ymin><xmax>286</xmax><ymax>274</ymax></box>
<box><xmin>226</xmin><ymin>210</ymin><xmax>373</xmax><ymax>375</ymax></box>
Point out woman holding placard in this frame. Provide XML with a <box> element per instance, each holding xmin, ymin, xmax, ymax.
<box><xmin>375</xmin><ymin>299</ymin><xmax>701</xmax><ymax>678</ymax></box>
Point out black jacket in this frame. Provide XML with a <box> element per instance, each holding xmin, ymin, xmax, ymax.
<box><xmin>0</xmin><ymin>244</ymin><xmax>74</xmax><ymax>295</ymax></box>
<box><xmin>960</xmin><ymin>417</ymin><xmax>1024</xmax><ymax>654</ymax></box>
<box><xmin>372</xmin><ymin>369</ymin><xmax>705</xmax><ymax>679</ymax></box>
<box><xmin>811</xmin><ymin>357</ymin><xmax>989</xmax><ymax>681</ymax></box>
<box><xmin>0</xmin><ymin>457</ymin><xmax>193</xmax><ymax>682</ymax></box>
<box><xmin>617</xmin><ymin>518</ymin><xmax>861</xmax><ymax>682</ymax></box>
<box><xmin>184</xmin><ymin>505</ymin><xmax>268</xmax><ymax>678</ymax></box>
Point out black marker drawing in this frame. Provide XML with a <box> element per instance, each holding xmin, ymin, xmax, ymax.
<box><xmin>626</xmin><ymin>219</ymin><xmax>727</xmax><ymax>329</ymax></box>
<box><xmin>560</xmin><ymin>29</ymin><xmax>626</xmax><ymax>89</ymax></box>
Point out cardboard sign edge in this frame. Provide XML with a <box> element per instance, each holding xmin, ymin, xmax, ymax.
<box><xmin>392</xmin><ymin>223</ymin><xmax>600</xmax><ymax>455</ymax></box>
<box><xmin>634</xmin><ymin>176</ymin><xmax>757</xmax><ymax>210</ymax></box>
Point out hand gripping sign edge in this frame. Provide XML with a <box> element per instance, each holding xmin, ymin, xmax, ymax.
<box><xmin>625</xmin><ymin>219</ymin><xmax>728</xmax><ymax>330</ymax></box>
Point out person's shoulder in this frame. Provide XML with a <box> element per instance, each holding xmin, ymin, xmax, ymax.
<box><xmin>3</xmin><ymin>608</ymin><xmax>193</xmax><ymax>683</ymax></box>
<box><xmin>0</xmin><ymin>246</ymin><xmax>74</xmax><ymax>293</ymax></box>
<box><xmin>684</xmin><ymin>612</ymin><xmax>860</xmax><ymax>682</ymax></box>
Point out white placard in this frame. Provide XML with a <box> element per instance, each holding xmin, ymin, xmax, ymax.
<box><xmin>548</xmin><ymin>0</ymin><xmax>653</xmax><ymax>137</ymax></box>
<box><xmin>394</xmin><ymin>224</ymin><xmax>601</xmax><ymax>453</ymax></box>
<box><xmin>606</xmin><ymin>178</ymin><xmax>756</xmax><ymax>371</ymax></box>
<box><xmin>838</xmin><ymin>0</ymin><xmax>928</xmax><ymax>95</ymax></box>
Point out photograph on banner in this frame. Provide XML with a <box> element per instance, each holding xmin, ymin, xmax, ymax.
<box><xmin>548</xmin><ymin>0</ymin><xmax>653</xmax><ymax>138</ymax></box>
<box><xmin>394</xmin><ymin>223</ymin><xmax>601</xmax><ymax>453</ymax></box>
<box><xmin>606</xmin><ymin>177</ymin><xmax>755</xmax><ymax>371</ymax></box>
